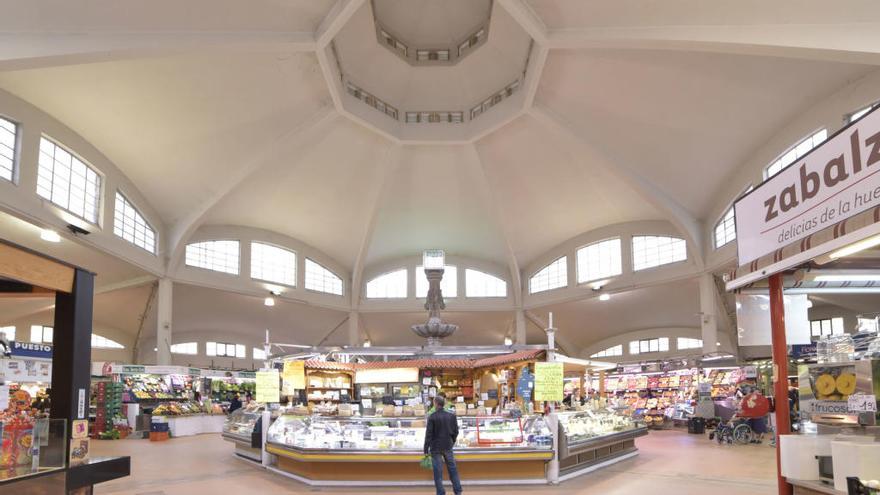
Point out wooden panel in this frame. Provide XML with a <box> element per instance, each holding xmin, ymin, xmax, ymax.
<box><xmin>0</xmin><ymin>243</ymin><xmax>74</xmax><ymax>293</ymax></box>
<box><xmin>276</xmin><ymin>457</ymin><xmax>546</xmax><ymax>482</ymax></box>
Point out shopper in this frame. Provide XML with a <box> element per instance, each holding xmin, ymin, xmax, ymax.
<box><xmin>229</xmin><ymin>394</ymin><xmax>243</xmax><ymax>413</ymax></box>
<box><xmin>424</xmin><ymin>396</ymin><xmax>462</xmax><ymax>495</ymax></box>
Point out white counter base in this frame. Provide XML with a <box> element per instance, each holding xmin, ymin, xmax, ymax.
<box><xmin>264</xmin><ymin>465</ymin><xmax>549</xmax><ymax>487</ymax></box>
<box><xmin>557</xmin><ymin>451</ymin><xmax>638</xmax><ymax>483</ymax></box>
<box><xmin>166</xmin><ymin>415</ymin><xmax>226</xmax><ymax>437</ymax></box>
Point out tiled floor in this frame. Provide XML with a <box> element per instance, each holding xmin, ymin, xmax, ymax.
<box><xmin>92</xmin><ymin>429</ymin><xmax>777</xmax><ymax>495</ymax></box>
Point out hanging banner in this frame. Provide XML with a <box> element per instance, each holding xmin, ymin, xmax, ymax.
<box><xmin>255</xmin><ymin>369</ymin><xmax>280</xmax><ymax>403</ymax></box>
<box><xmin>10</xmin><ymin>342</ymin><xmax>53</xmax><ymax>359</ymax></box>
<box><xmin>735</xmin><ymin>106</ymin><xmax>880</xmax><ymax>264</ymax></box>
<box><xmin>281</xmin><ymin>361</ymin><xmax>305</xmax><ymax>395</ymax></box>
<box><xmin>534</xmin><ymin>362</ymin><xmax>564</xmax><ymax>402</ymax></box>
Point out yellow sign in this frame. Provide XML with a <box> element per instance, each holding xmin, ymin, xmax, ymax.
<box><xmin>282</xmin><ymin>361</ymin><xmax>305</xmax><ymax>395</ymax></box>
<box><xmin>533</xmin><ymin>362</ymin><xmax>564</xmax><ymax>402</ymax></box>
<box><xmin>256</xmin><ymin>369</ymin><xmax>280</xmax><ymax>403</ymax></box>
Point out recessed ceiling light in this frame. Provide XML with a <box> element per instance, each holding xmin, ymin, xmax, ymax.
<box><xmin>40</xmin><ymin>229</ymin><xmax>60</xmax><ymax>243</ymax></box>
<box><xmin>264</xmin><ymin>297</ymin><xmax>275</xmax><ymax>307</ymax></box>
<box><xmin>599</xmin><ymin>293</ymin><xmax>611</xmax><ymax>301</ymax></box>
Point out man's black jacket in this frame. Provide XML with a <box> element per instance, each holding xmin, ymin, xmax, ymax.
<box><xmin>424</xmin><ymin>409</ymin><xmax>459</xmax><ymax>454</ymax></box>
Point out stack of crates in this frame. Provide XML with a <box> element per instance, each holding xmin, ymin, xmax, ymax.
<box><xmin>149</xmin><ymin>415</ymin><xmax>169</xmax><ymax>441</ymax></box>
<box><xmin>93</xmin><ymin>382</ymin><xmax>123</xmax><ymax>438</ymax></box>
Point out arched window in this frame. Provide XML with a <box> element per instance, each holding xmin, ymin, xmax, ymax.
<box><xmin>465</xmin><ymin>269</ymin><xmax>507</xmax><ymax>298</ymax></box>
<box><xmin>529</xmin><ymin>256</ymin><xmax>568</xmax><ymax>294</ymax></box>
<box><xmin>304</xmin><ymin>258</ymin><xmax>344</xmax><ymax>295</ymax></box>
<box><xmin>765</xmin><ymin>129</ymin><xmax>827</xmax><ymax>179</ymax></box>
<box><xmin>37</xmin><ymin>137</ymin><xmax>102</xmax><ymax>224</ymax></box>
<box><xmin>632</xmin><ymin>236</ymin><xmax>686</xmax><ymax>271</ymax></box>
<box><xmin>677</xmin><ymin>338</ymin><xmax>703</xmax><ymax>350</ymax></box>
<box><xmin>366</xmin><ymin>269</ymin><xmax>407</xmax><ymax>298</ymax></box>
<box><xmin>848</xmin><ymin>102</ymin><xmax>878</xmax><ymax>124</ymax></box>
<box><xmin>185</xmin><ymin>240</ymin><xmax>240</xmax><ymax>275</ymax></box>
<box><xmin>714</xmin><ymin>206</ymin><xmax>736</xmax><ymax>248</ymax></box>
<box><xmin>590</xmin><ymin>345</ymin><xmax>622</xmax><ymax>358</ymax></box>
<box><xmin>250</xmin><ymin>242</ymin><xmax>296</xmax><ymax>287</ymax></box>
<box><xmin>0</xmin><ymin>116</ymin><xmax>17</xmax><ymax>182</ymax></box>
<box><xmin>92</xmin><ymin>334</ymin><xmax>124</xmax><ymax>349</ymax></box>
<box><xmin>170</xmin><ymin>342</ymin><xmax>198</xmax><ymax>355</ymax></box>
<box><xmin>114</xmin><ymin>192</ymin><xmax>156</xmax><ymax>253</ymax></box>
<box><xmin>416</xmin><ymin>265</ymin><xmax>457</xmax><ymax>298</ymax></box>
<box><xmin>576</xmin><ymin>238</ymin><xmax>622</xmax><ymax>284</ymax></box>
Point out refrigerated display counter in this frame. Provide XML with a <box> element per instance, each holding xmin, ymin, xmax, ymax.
<box><xmin>221</xmin><ymin>405</ymin><xmax>266</xmax><ymax>462</ymax></box>
<box><xmin>555</xmin><ymin>409</ymin><xmax>648</xmax><ymax>478</ymax></box>
<box><xmin>264</xmin><ymin>414</ymin><xmax>554</xmax><ymax>485</ymax></box>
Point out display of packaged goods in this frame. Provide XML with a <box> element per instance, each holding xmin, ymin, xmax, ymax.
<box><xmin>223</xmin><ymin>404</ymin><xmax>265</xmax><ymax>438</ymax></box>
<box><xmin>266</xmin><ymin>414</ymin><xmax>553</xmax><ymax>452</ymax></box>
<box><xmin>556</xmin><ymin>408</ymin><xmax>645</xmax><ymax>445</ymax></box>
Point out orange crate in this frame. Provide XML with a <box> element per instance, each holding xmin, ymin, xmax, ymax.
<box><xmin>149</xmin><ymin>431</ymin><xmax>169</xmax><ymax>442</ymax></box>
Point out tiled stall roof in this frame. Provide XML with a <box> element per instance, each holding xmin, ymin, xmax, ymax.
<box><xmin>302</xmin><ymin>351</ymin><xmax>545</xmax><ymax>372</ymax></box>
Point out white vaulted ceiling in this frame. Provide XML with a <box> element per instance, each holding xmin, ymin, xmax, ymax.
<box><xmin>0</xmin><ymin>0</ymin><xmax>879</xmax><ymax>356</ymax></box>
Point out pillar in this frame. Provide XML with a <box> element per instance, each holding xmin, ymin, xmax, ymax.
<box><xmin>515</xmin><ymin>309</ymin><xmax>527</xmax><ymax>345</ymax></box>
<box><xmin>348</xmin><ymin>311</ymin><xmax>360</xmax><ymax>346</ymax></box>
<box><xmin>156</xmin><ymin>278</ymin><xmax>173</xmax><ymax>365</ymax></box>
<box><xmin>769</xmin><ymin>273</ymin><xmax>792</xmax><ymax>495</ymax></box>
<box><xmin>699</xmin><ymin>273</ymin><xmax>719</xmax><ymax>354</ymax></box>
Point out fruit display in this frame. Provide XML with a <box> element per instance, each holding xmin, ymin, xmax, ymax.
<box><xmin>810</xmin><ymin>366</ymin><xmax>858</xmax><ymax>401</ymax></box>
<box><xmin>152</xmin><ymin>400</ymin><xmax>209</xmax><ymax>416</ymax></box>
<box><xmin>208</xmin><ymin>378</ymin><xmax>256</xmax><ymax>402</ymax></box>
<box><xmin>123</xmin><ymin>374</ymin><xmax>192</xmax><ymax>401</ymax></box>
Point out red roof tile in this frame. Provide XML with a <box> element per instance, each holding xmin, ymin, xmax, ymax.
<box><xmin>473</xmin><ymin>350</ymin><xmax>545</xmax><ymax>368</ymax></box>
<box><xmin>302</xmin><ymin>351</ymin><xmax>544</xmax><ymax>373</ymax></box>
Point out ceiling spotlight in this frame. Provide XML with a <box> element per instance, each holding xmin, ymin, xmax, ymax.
<box><xmin>40</xmin><ymin>229</ymin><xmax>61</xmax><ymax>243</ymax></box>
<box><xmin>504</xmin><ymin>337</ymin><xmax>513</xmax><ymax>346</ymax></box>
<box><xmin>264</xmin><ymin>296</ymin><xmax>275</xmax><ymax>307</ymax></box>
<box><xmin>590</xmin><ymin>280</ymin><xmax>609</xmax><ymax>291</ymax></box>
<box><xmin>363</xmin><ymin>339</ymin><xmax>371</xmax><ymax>348</ymax></box>
<box><xmin>266</xmin><ymin>285</ymin><xmax>283</xmax><ymax>296</ymax></box>
<box><xmin>598</xmin><ymin>293</ymin><xmax>611</xmax><ymax>301</ymax></box>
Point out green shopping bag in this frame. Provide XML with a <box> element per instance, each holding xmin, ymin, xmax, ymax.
<box><xmin>419</xmin><ymin>454</ymin><xmax>433</xmax><ymax>470</ymax></box>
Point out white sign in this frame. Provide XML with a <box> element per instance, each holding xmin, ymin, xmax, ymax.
<box><xmin>354</xmin><ymin>367</ymin><xmax>419</xmax><ymax>384</ymax></box>
<box><xmin>735</xmin><ymin>294</ymin><xmax>812</xmax><ymax>346</ymax></box>
<box><xmin>848</xmin><ymin>394</ymin><xmax>878</xmax><ymax>413</ymax></box>
<box><xmin>0</xmin><ymin>385</ymin><xmax>8</xmax><ymax>410</ymax></box>
<box><xmin>361</xmin><ymin>399</ymin><xmax>373</xmax><ymax>410</ymax></box>
<box><xmin>735</xmin><ymin>107</ymin><xmax>880</xmax><ymax>264</ymax></box>
<box><xmin>77</xmin><ymin>389</ymin><xmax>86</xmax><ymax>419</ymax></box>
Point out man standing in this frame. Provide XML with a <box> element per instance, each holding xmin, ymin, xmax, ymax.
<box><xmin>424</xmin><ymin>396</ymin><xmax>462</xmax><ymax>495</ymax></box>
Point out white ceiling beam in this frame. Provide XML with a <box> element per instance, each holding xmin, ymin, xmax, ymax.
<box><xmin>496</xmin><ymin>0</ymin><xmax>548</xmax><ymax>44</ymax></box>
<box><xmin>95</xmin><ymin>275</ymin><xmax>157</xmax><ymax>295</ymax></box>
<box><xmin>165</xmin><ymin>106</ymin><xmax>338</xmax><ymax>273</ymax></box>
<box><xmin>495</xmin><ymin>0</ymin><xmax>549</xmax><ymax>129</ymax></box>
<box><xmin>546</xmin><ymin>24</ymin><xmax>880</xmax><ymax>65</ymax></box>
<box><xmin>468</xmin><ymin>144</ymin><xmax>523</xmax><ymax>309</ymax></box>
<box><xmin>523</xmin><ymin>310</ymin><xmax>577</xmax><ymax>356</ymax></box>
<box><xmin>529</xmin><ymin>104</ymin><xmax>705</xmax><ymax>269</ymax></box>
<box><xmin>0</xmin><ymin>31</ymin><xmax>315</xmax><ymax>71</ymax></box>
<box><xmin>316</xmin><ymin>0</ymin><xmax>367</xmax><ymax>48</ymax></box>
<box><xmin>349</xmin><ymin>144</ymin><xmax>402</xmax><ymax>307</ymax></box>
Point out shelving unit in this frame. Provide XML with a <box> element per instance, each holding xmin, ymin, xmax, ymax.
<box><xmin>305</xmin><ymin>370</ymin><xmax>354</xmax><ymax>404</ymax></box>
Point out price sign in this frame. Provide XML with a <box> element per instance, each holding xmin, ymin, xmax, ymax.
<box><xmin>362</xmin><ymin>398</ymin><xmax>373</xmax><ymax>410</ymax></box>
<box><xmin>281</xmin><ymin>361</ymin><xmax>305</xmax><ymax>395</ymax></box>
<box><xmin>534</xmin><ymin>362</ymin><xmax>564</xmax><ymax>402</ymax></box>
<box><xmin>256</xmin><ymin>369</ymin><xmax>280</xmax><ymax>403</ymax></box>
<box><xmin>848</xmin><ymin>394</ymin><xmax>878</xmax><ymax>413</ymax></box>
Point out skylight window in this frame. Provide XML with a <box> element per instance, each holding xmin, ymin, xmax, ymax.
<box><xmin>304</xmin><ymin>258</ymin><xmax>344</xmax><ymax>296</ymax></box>
<box><xmin>416</xmin><ymin>265</ymin><xmax>457</xmax><ymax>298</ymax></box>
<box><xmin>30</xmin><ymin>325</ymin><xmax>53</xmax><ymax>344</ymax></box>
<box><xmin>170</xmin><ymin>342</ymin><xmax>198</xmax><ymax>355</ymax></box>
<box><xmin>590</xmin><ymin>345</ymin><xmax>623</xmax><ymax>358</ymax></box>
<box><xmin>113</xmin><ymin>192</ymin><xmax>156</xmax><ymax>253</ymax></box>
<box><xmin>37</xmin><ymin>137</ymin><xmax>102</xmax><ymax>224</ymax></box>
<box><xmin>629</xmin><ymin>337</ymin><xmax>669</xmax><ymax>355</ymax></box>
<box><xmin>465</xmin><ymin>269</ymin><xmax>507</xmax><ymax>298</ymax></box>
<box><xmin>206</xmin><ymin>341</ymin><xmax>245</xmax><ymax>358</ymax></box>
<box><xmin>250</xmin><ymin>242</ymin><xmax>296</xmax><ymax>287</ymax></box>
<box><xmin>0</xmin><ymin>116</ymin><xmax>17</xmax><ymax>182</ymax></box>
<box><xmin>185</xmin><ymin>240</ymin><xmax>240</xmax><ymax>275</ymax></box>
<box><xmin>765</xmin><ymin>129</ymin><xmax>827</xmax><ymax>179</ymax></box>
<box><xmin>677</xmin><ymin>338</ymin><xmax>703</xmax><ymax>350</ymax></box>
<box><xmin>577</xmin><ymin>238</ymin><xmax>622</xmax><ymax>284</ymax></box>
<box><xmin>632</xmin><ymin>236</ymin><xmax>686</xmax><ymax>271</ymax></box>
<box><xmin>715</xmin><ymin>206</ymin><xmax>736</xmax><ymax>248</ymax></box>
<box><xmin>529</xmin><ymin>256</ymin><xmax>568</xmax><ymax>294</ymax></box>
<box><xmin>366</xmin><ymin>269</ymin><xmax>407</xmax><ymax>299</ymax></box>
<box><xmin>92</xmin><ymin>334</ymin><xmax>124</xmax><ymax>349</ymax></box>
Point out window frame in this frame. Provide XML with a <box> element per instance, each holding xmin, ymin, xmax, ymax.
<box><xmin>415</xmin><ymin>265</ymin><xmax>458</xmax><ymax>299</ymax></box>
<box><xmin>113</xmin><ymin>190</ymin><xmax>157</xmax><ymax>254</ymax></box>
<box><xmin>365</xmin><ymin>268</ymin><xmax>408</xmax><ymax>299</ymax></box>
<box><xmin>576</xmin><ymin>237</ymin><xmax>623</xmax><ymax>285</ymax></box>
<box><xmin>631</xmin><ymin>235</ymin><xmax>687</xmax><ymax>272</ymax></box>
<box><xmin>529</xmin><ymin>256</ymin><xmax>569</xmax><ymax>294</ymax></box>
<box><xmin>0</xmin><ymin>114</ymin><xmax>19</xmax><ymax>183</ymax></box>
<box><xmin>30</xmin><ymin>325</ymin><xmax>53</xmax><ymax>344</ymax></box>
<box><xmin>590</xmin><ymin>344</ymin><xmax>623</xmax><ymax>358</ymax></box>
<box><xmin>184</xmin><ymin>239</ymin><xmax>241</xmax><ymax>275</ymax></box>
<box><xmin>677</xmin><ymin>337</ymin><xmax>703</xmax><ymax>350</ymax></box>
<box><xmin>36</xmin><ymin>135</ymin><xmax>104</xmax><ymax>225</ymax></box>
<box><xmin>303</xmin><ymin>258</ymin><xmax>344</xmax><ymax>296</ymax></box>
<box><xmin>170</xmin><ymin>342</ymin><xmax>198</xmax><ymax>355</ymax></box>
<box><xmin>764</xmin><ymin>128</ymin><xmax>828</xmax><ymax>179</ymax></box>
<box><xmin>464</xmin><ymin>268</ymin><xmax>508</xmax><ymax>298</ymax></box>
<box><xmin>0</xmin><ymin>326</ymin><xmax>15</xmax><ymax>341</ymax></box>
<box><xmin>91</xmin><ymin>334</ymin><xmax>125</xmax><ymax>349</ymax></box>
<box><xmin>629</xmin><ymin>337</ymin><xmax>669</xmax><ymax>355</ymax></box>
<box><xmin>206</xmin><ymin>341</ymin><xmax>245</xmax><ymax>358</ymax></box>
<box><xmin>810</xmin><ymin>317</ymin><xmax>845</xmax><ymax>338</ymax></box>
<box><xmin>250</xmin><ymin>241</ymin><xmax>297</xmax><ymax>288</ymax></box>
<box><xmin>846</xmin><ymin>102</ymin><xmax>879</xmax><ymax>124</ymax></box>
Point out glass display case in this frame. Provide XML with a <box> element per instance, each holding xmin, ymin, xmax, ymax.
<box><xmin>266</xmin><ymin>414</ymin><xmax>553</xmax><ymax>454</ymax></box>
<box><xmin>556</xmin><ymin>408</ymin><xmax>648</xmax><ymax>471</ymax></box>
<box><xmin>222</xmin><ymin>404</ymin><xmax>265</xmax><ymax>461</ymax></box>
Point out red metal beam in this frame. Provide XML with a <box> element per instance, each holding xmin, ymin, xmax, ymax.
<box><xmin>769</xmin><ymin>273</ymin><xmax>792</xmax><ymax>495</ymax></box>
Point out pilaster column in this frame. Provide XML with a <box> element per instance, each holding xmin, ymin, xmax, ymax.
<box><xmin>156</xmin><ymin>278</ymin><xmax>173</xmax><ymax>365</ymax></box>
